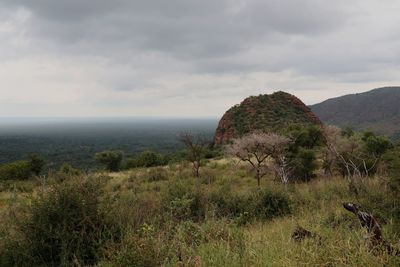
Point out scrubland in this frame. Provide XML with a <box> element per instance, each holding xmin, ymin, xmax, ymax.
<box><xmin>0</xmin><ymin>158</ymin><xmax>398</xmax><ymax>267</ymax></box>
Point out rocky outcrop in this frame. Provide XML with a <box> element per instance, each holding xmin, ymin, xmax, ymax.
<box><xmin>214</xmin><ymin>91</ymin><xmax>322</xmax><ymax>144</ymax></box>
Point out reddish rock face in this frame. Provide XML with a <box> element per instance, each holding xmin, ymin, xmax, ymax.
<box><xmin>214</xmin><ymin>113</ymin><xmax>235</xmax><ymax>145</ymax></box>
<box><xmin>214</xmin><ymin>91</ymin><xmax>322</xmax><ymax>145</ymax></box>
<box><xmin>288</xmin><ymin>95</ymin><xmax>322</xmax><ymax>126</ymax></box>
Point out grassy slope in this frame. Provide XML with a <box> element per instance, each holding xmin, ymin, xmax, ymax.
<box><xmin>0</xmin><ymin>159</ymin><xmax>399</xmax><ymax>266</ymax></box>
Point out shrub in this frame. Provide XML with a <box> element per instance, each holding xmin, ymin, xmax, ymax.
<box><xmin>383</xmin><ymin>145</ymin><xmax>400</xmax><ymax>192</ymax></box>
<box><xmin>95</xmin><ymin>150</ymin><xmax>123</xmax><ymax>171</ymax></box>
<box><xmin>251</xmin><ymin>189</ymin><xmax>292</xmax><ymax>219</ymax></box>
<box><xmin>0</xmin><ymin>177</ymin><xmax>117</xmax><ymax>266</ymax></box>
<box><xmin>209</xmin><ymin>189</ymin><xmax>250</xmax><ymax>219</ymax></box>
<box><xmin>127</xmin><ymin>150</ymin><xmax>168</xmax><ymax>169</ymax></box>
<box><xmin>29</xmin><ymin>154</ymin><xmax>45</xmax><ymax>176</ymax></box>
<box><xmin>0</xmin><ymin>160</ymin><xmax>32</xmax><ymax>180</ymax></box>
<box><xmin>209</xmin><ymin>187</ymin><xmax>291</xmax><ymax>222</ymax></box>
<box><xmin>288</xmin><ymin>148</ymin><xmax>318</xmax><ymax>181</ymax></box>
<box><xmin>59</xmin><ymin>163</ymin><xmax>82</xmax><ymax>176</ymax></box>
<box><xmin>162</xmin><ymin>180</ymin><xmax>206</xmax><ymax>222</ymax></box>
<box><xmin>104</xmin><ymin>228</ymin><xmax>167</xmax><ymax>267</ymax></box>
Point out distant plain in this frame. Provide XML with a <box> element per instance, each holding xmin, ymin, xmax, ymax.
<box><xmin>0</xmin><ymin>117</ymin><xmax>218</xmax><ymax>169</ymax></box>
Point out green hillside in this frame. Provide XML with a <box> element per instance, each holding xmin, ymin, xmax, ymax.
<box><xmin>310</xmin><ymin>87</ymin><xmax>400</xmax><ymax>140</ymax></box>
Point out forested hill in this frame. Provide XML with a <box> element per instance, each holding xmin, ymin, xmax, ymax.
<box><xmin>214</xmin><ymin>91</ymin><xmax>321</xmax><ymax>144</ymax></box>
<box><xmin>310</xmin><ymin>87</ymin><xmax>400</xmax><ymax>140</ymax></box>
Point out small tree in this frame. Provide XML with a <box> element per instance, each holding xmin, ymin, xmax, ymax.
<box><xmin>323</xmin><ymin>126</ymin><xmax>361</xmax><ymax>178</ymax></box>
<box><xmin>29</xmin><ymin>154</ymin><xmax>45</xmax><ymax>176</ymax></box>
<box><xmin>178</xmin><ymin>132</ymin><xmax>207</xmax><ymax>177</ymax></box>
<box><xmin>383</xmin><ymin>144</ymin><xmax>400</xmax><ymax>193</ymax></box>
<box><xmin>94</xmin><ymin>150</ymin><xmax>123</xmax><ymax>172</ymax></box>
<box><xmin>362</xmin><ymin>131</ymin><xmax>392</xmax><ymax>175</ymax></box>
<box><xmin>285</xmin><ymin>126</ymin><xmax>323</xmax><ymax>181</ymax></box>
<box><xmin>288</xmin><ymin>148</ymin><xmax>317</xmax><ymax>181</ymax></box>
<box><xmin>323</xmin><ymin>126</ymin><xmax>392</xmax><ymax>178</ymax></box>
<box><xmin>226</xmin><ymin>132</ymin><xmax>291</xmax><ymax>187</ymax></box>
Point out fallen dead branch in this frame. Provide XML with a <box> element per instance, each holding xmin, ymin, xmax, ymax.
<box><xmin>343</xmin><ymin>202</ymin><xmax>399</xmax><ymax>255</ymax></box>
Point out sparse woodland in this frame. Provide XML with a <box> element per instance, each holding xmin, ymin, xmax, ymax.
<box><xmin>0</xmin><ymin>125</ymin><xmax>399</xmax><ymax>267</ymax></box>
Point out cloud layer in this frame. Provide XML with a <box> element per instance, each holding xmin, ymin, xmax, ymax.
<box><xmin>1</xmin><ymin>0</ymin><xmax>400</xmax><ymax>117</ymax></box>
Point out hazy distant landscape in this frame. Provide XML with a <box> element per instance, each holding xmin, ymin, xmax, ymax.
<box><xmin>0</xmin><ymin>118</ymin><xmax>217</xmax><ymax>169</ymax></box>
<box><xmin>1</xmin><ymin>0</ymin><xmax>400</xmax><ymax>266</ymax></box>
<box><xmin>1</xmin><ymin>91</ymin><xmax>399</xmax><ymax>266</ymax></box>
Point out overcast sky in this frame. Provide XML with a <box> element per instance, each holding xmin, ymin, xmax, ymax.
<box><xmin>1</xmin><ymin>0</ymin><xmax>399</xmax><ymax>117</ymax></box>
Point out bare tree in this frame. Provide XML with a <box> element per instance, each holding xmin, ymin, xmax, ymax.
<box><xmin>178</xmin><ymin>132</ymin><xmax>207</xmax><ymax>177</ymax></box>
<box><xmin>272</xmin><ymin>154</ymin><xmax>293</xmax><ymax>184</ymax></box>
<box><xmin>226</xmin><ymin>131</ymin><xmax>291</xmax><ymax>187</ymax></box>
<box><xmin>323</xmin><ymin>126</ymin><xmax>363</xmax><ymax>178</ymax></box>
<box><xmin>323</xmin><ymin>126</ymin><xmax>385</xmax><ymax>196</ymax></box>
<box><xmin>326</xmin><ymin>125</ymin><xmax>391</xmax><ymax>175</ymax></box>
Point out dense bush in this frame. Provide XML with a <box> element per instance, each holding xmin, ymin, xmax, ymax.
<box><xmin>209</xmin><ymin>187</ymin><xmax>292</xmax><ymax>223</ymax></box>
<box><xmin>59</xmin><ymin>163</ymin><xmax>82</xmax><ymax>176</ymax></box>
<box><xmin>123</xmin><ymin>150</ymin><xmax>195</xmax><ymax>170</ymax></box>
<box><xmin>28</xmin><ymin>154</ymin><xmax>45</xmax><ymax>176</ymax></box>
<box><xmin>0</xmin><ymin>177</ymin><xmax>118</xmax><ymax>266</ymax></box>
<box><xmin>209</xmin><ymin>189</ymin><xmax>250</xmax><ymax>219</ymax></box>
<box><xmin>383</xmin><ymin>145</ymin><xmax>400</xmax><ymax>192</ymax></box>
<box><xmin>106</xmin><ymin>227</ymin><xmax>168</xmax><ymax>267</ymax></box>
<box><xmin>287</xmin><ymin>125</ymin><xmax>324</xmax><ymax>149</ymax></box>
<box><xmin>162</xmin><ymin>180</ymin><xmax>206</xmax><ymax>222</ymax></box>
<box><xmin>125</xmin><ymin>150</ymin><xmax>168</xmax><ymax>169</ymax></box>
<box><xmin>252</xmin><ymin>189</ymin><xmax>292</xmax><ymax>219</ymax></box>
<box><xmin>288</xmin><ymin>148</ymin><xmax>318</xmax><ymax>181</ymax></box>
<box><xmin>0</xmin><ymin>160</ymin><xmax>32</xmax><ymax>180</ymax></box>
<box><xmin>95</xmin><ymin>150</ymin><xmax>123</xmax><ymax>171</ymax></box>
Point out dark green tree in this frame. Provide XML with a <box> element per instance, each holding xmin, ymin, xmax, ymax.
<box><xmin>383</xmin><ymin>144</ymin><xmax>400</xmax><ymax>192</ymax></box>
<box><xmin>29</xmin><ymin>154</ymin><xmax>45</xmax><ymax>176</ymax></box>
<box><xmin>94</xmin><ymin>150</ymin><xmax>123</xmax><ymax>172</ymax></box>
<box><xmin>363</xmin><ymin>131</ymin><xmax>392</xmax><ymax>157</ymax></box>
<box><xmin>288</xmin><ymin>148</ymin><xmax>318</xmax><ymax>181</ymax></box>
<box><xmin>285</xmin><ymin>126</ymin><xmax>323</xmax><ymax>181</ymax></box>
<box><xmin>341</xmin><ymin>126</ymin><xmax>355</xmax><ymax>137</ymax></box>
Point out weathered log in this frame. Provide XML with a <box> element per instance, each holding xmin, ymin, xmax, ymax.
<box><xmin>343</xmin><ymin>203</ymin><xmax>383</xmax><ymax>246</ymax></box>
<box><xmin>343</xmin><ymin>202</ymin><xmax>399</xmax><ymax>255</ymax></box>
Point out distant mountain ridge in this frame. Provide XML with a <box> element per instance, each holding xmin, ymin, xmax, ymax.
<box><xmin>310</xmin><ymin>87</ymin><xmax>400</xmax><ymax>140</ymax></box>
<box><xmin>214</xmin><ymin>91</ymin><xmax>321</xmax><ymax>144</ymax></box>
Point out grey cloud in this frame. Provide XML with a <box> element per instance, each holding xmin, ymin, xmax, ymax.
<box><xmin>1</xmin><ymin>0</ymin><xmax>400</xmax><ymax>117</ymax></box>
<box><xmin>2</xmin><ymin>0</ymin><xmax>347</xmax><ymax>61</ymax></box>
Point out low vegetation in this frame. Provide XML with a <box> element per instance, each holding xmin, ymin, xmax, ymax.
<box><xmin>0</xmin><ymin>155</ymin><xmax>44</xmax><ymax>181</ymax></box>
<box><xmin>0</xmin><ymin>126</ymin><xmax>399</xmax><ymax>266</ymax></box>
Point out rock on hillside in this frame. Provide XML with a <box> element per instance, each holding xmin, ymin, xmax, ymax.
<box><xmin>214</xmin><ymin>91</ymin><xmax>321</xmax><ymax>144</ymax></box>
